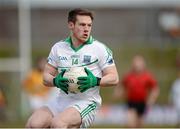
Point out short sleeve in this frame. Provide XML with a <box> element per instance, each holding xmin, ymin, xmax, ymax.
<box><xmin>47</xmin><ymin>44</ymin><xmax>58</xmax><ymax>68</ymax></box>
<box><xmin>98</xmin><ymin>44</ymin><xmax>115</xmax><ymax>70</ymax></box>
<box><xmin>147</xmin><ymin>73</ymin><xmax>157</xmax><ymax>88</ymax></box>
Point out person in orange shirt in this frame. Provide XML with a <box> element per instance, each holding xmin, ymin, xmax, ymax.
<box><xmin>0</xmin><ymin>90</ymin><xmax>5</xmax><ymax>107</ymax></box>
<box><xmin>0</xmin><ymin>83</ymin><xmax>6</xmax><ymax>121</ymax></box>
<box><xmin>23</xmin><ymin>57</ymin><xmax>55</xmax><ymax>110</ymax></box>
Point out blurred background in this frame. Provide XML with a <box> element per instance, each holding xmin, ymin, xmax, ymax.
<box><xmin>0</xmin><ymin>0</ymin><xmax>180</xmax><ymax>127</ymax></box>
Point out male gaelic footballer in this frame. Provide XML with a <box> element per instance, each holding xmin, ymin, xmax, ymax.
<box><xmin>26</xmin><ymin>8</ymin><xmax>119</xmax><ymax>128</ymax></box>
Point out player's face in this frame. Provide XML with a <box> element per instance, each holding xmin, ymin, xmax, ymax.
<box><xmin>69</xmin><ymin>15</ymin><xmax>92</xmax><ymax>43</ymax></box>
<box><xmin>132</xmin><ymin>56</ymin><xmax>146</xmax><ymax>73</ymax></box>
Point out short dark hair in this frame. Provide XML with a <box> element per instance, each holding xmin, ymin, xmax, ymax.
<box><xmin>68</xmin><ymin>8</ymin><xmax>94</xmax><ymax>23</ymax></box>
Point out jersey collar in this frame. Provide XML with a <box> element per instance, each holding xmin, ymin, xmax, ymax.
<box><xmin>65</xmin><ymin>36</ymin><xmax>94</xmax><ymax>52</ymax></box>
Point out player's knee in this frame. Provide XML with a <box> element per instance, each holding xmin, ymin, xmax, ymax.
<box><xmin>26</xmin><ymin>118</ymin><xmax>46</xmax><ymax>128</ymax></box>
<box><xmin>51</xmin><ymin>118</ymin><xmax>69</xmax><ymax>128</ymax></box>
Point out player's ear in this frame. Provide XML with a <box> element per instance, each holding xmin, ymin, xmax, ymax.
<box><xmin>68</xmin><ymin>21</ymin><xmax>74</xmax><ymax>29</ymax></box>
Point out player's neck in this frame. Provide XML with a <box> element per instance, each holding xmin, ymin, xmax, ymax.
<box><xmin>70</xmin><ymin>36</ymin><xmax>84</xmax><ymax>48</ymax></box>
<box><xmin>132</xmin><ymin>69</ymin><xmax>146</xmax><ymax>74</ymax></box>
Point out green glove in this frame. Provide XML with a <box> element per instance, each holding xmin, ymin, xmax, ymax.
<box><xmin>53</xmin><ymin>69</ymin><xmax>69</xmax><ymax>94</ymax></box>
<box><xmin>77</xmin><ymin>67</ymin><xmax>101</xmax><ymax>93</ymax></box>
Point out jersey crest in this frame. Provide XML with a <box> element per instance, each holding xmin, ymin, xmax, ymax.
<box><xmin>83</xmin><ymin>55</ymin><xmax>91</xmax><ymax>63</ymax></box>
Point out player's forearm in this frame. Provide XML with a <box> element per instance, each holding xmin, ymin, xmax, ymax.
<box><xmin>43</xmin><ymin>73</ymin><xmax>55</xmax><ymax>87</ymax></box>
<box><xmin>100</xmin><ymin>74</ymin><xmax>119</xmax><ymax>87</ymax></box>
<box><xmin>113</xmin><ymin>85</ymin><xmax>125</xmax><ymax>99</ymax></box>
<box><xmin>147</xmin><ymin>87</ymin><xmax>159</xmax><ymax>106</ymax></box>
<box><xmin>43</xmin><ymin>63</ymin><xmax>58</xmax><ymax>87</ymax></box>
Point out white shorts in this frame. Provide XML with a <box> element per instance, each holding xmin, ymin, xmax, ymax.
<box><xmin>46</xmin><ymin>95</ymin><xmax>100</xmax><ymax>128</ymax></box>
<box><xmin>28</xmin><ymin>96</ymin><xmax>47</xmax><ymax>110</ymax></box>
<box><xmin>28</xmin><ymin>88</ymin><xmax>59</xmax><ymax>110</ymax></box>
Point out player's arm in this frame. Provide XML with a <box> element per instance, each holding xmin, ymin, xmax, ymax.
<box><xmin>113</xmin><ymin>83</ymin><xmax>126</xmax><ymax>100</ymax></box>
<box><xmin>43</xmin><ymin>63</ymin><xmax>69</xmax><ymax>94</ymax></box>
<box><xmin>78</xmin><ymin>45</ymin><xmax>119</xmax><ymax>92</ymax></box>
<box><xmin>146</xmin><ymin>74</ymin><xmax>159</xmax><ymax>106</ymax></box>
<box><xmin>77</xmin><ymin>66</ymin><xmax>119</xmax><ymax>93</ymax></box>
<box><xmin>100</xmin><ymin>65</ymin><xmax>119</xmax><ymax>87</ymax></box>
<box><xmin>43</xmin><ymin>63</ymin><xmax>58</xmax><ymax>87</ymax></box>
<box><xmin>147</xmin><ymin>86</ymin><xmax>159</xmax><ymax>106</ymax></box>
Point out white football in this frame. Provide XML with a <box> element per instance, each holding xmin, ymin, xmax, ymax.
<box><xmin>63</xmin><ymin>67</ymin><xmax>87</xmax><ymax>94</ymax></box>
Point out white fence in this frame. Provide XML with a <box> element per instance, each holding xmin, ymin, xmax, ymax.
<box><xmin>94</xmin><ymin>104</ymin><xmax>178</xmax><ymax>126</ymax></box>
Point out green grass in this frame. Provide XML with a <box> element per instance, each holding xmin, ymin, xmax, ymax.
<box><xmin>0</xmin><ymin>121</ymin><xmax>25</xmax><ymax>128</ymax></box>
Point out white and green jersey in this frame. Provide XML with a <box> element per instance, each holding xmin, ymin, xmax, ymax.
<box><xmin>47</xmin><ymin>36</ymin><xmax>115</xmax><ymax>105</ymax></box>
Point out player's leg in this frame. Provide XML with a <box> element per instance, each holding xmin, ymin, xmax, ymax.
<box><xmin>50</xmin><ymin>107</ymin><xmax>82</xmax><ymax>128</ymax></box>
<box><xmin>25</xmin><ymin>106</ymin><xmax>53</xmax><ymax>128</ymax></box>
<box><xmin>136</xmin><ymin>102</ymin><xmax>147</xmax><ymax>127</ymax></box>
<box><xmin>127</xmin><ymin>108</ymin><xmax>138</xmax><ymax>128</ymax></box>
<box><xmin>176</xmin><ymin>108</ymin><xmax>180</xmax><ymax>127</ymax></box>
<box><xmin>50</xmin><ymin>101</ymin><xmax>97</xmax><ymax>128</ymax></box>
<box><xmin>137</xmin><ymin>115</ymin><xmax>144</xmax><ymax>128</ymax></box>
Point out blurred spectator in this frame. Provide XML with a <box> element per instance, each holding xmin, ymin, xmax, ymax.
<box><xmin>22</xmin><ymin>57</ymin><xmax>54</xmax><ymax>111</ymax></box>
<box><xmin>114</xmin><ymin>55</ymin><xmax>159</xmax><ymax>128</ymax></box>
<box><xmin>170</xmin><ymin>70</ymin><xmax>180</xmax><ymax>127</ymax></box>
<box><xmin>0</xmin><ymin>82</ymin><xmax>6</xmax><ymax>121</ymax></box>
<box><xmin>158</xmin><ymin>9</ymin><xmax>180</xmax><ymax>38</ymax></box>
<box><xmin>176</xmin><ymin>54</ymin><xmax>180</xmax><ymax>70</ymax></box>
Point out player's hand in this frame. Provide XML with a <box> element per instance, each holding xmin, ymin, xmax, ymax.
<box><xmin>77</xmin><ymin>67</ymin><xmax>101</xmax><ymax>93</ymax></box>
<box><xmin>53</xmin><ymin>69</ymin><xmax>69</xmax><ymax>94</ymax></box>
